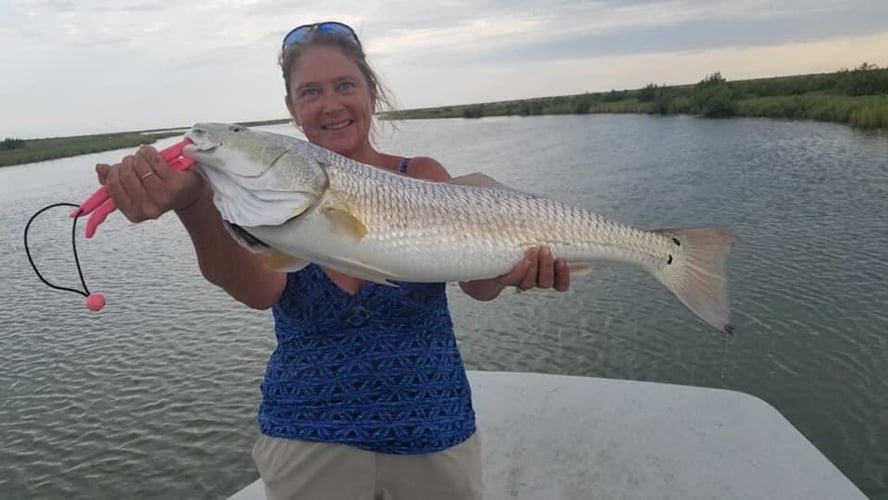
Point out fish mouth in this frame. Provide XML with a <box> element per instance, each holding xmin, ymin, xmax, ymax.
<box><xmin>183</xmin><ymin>125</ymin><xmax>222</xmax><ymax>155</ymax></box>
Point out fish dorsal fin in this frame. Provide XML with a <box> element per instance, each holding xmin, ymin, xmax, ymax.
<box><xmin>447</xmin><ymin>172</ymin><xmax>513</xmax><ymax>190</ymax></box>
<box><xmin>323</xmin><ymin>207</ymin><xmax>368</xmax><ymax>240</ymax></box>
<box><xmin>260</xmin><ymin>251</ymin><xmax>309</xmax><ymax>272</ymax></box>
<box><xmin>447</xmin><ymin>172</ymin><xmax>540</xmax><ymax>198</ymax></box>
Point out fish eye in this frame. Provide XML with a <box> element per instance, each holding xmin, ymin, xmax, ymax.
<box><xmin>230</xmin><ymin>125</ymin><xmax>246</xmax><ymax>133</ymax></box>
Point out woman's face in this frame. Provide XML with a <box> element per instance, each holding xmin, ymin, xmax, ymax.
<box><xmin>286</xmin><ymin>45</ymin><xmax>375</xmax><ymax>158</ymax></box>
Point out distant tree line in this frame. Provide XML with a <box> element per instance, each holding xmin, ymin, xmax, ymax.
<box><xmin>642</xmin><ymin>63</ymin><xmax>888</xmax><ymax>118</ymax></box>
<box><xmin>390</xmin><ymin>63</ymin><xmax>888</xmax><ymax>130</ymax></box>
<box><xmin>1</xmin><ymin>138</ymin><xmax>26</xmax><ymax>150</ymax></box>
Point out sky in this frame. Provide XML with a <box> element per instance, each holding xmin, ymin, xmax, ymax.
<box><xmin>1</xmin><ymin>0</ymin><xmax>887</xmax><ymax>139</ymax></box>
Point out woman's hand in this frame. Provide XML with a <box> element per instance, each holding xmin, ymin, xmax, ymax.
<box><xmin>460</xmin><ymin>247</ymin><xmax>571</xmax><ymax>301</ymax></box>
<box><xmin>96</xmin><ymin>145</ymin><xmax>206</xmax><ymax>222</ymax></box>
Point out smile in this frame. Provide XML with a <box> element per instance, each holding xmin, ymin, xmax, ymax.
<box><xmin>322</xmin><ymin>120</ymin><xmax>353</xmax><ymax>131</ymax></box>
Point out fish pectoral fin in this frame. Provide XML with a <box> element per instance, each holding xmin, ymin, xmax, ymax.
<box><xmin>566</xmin><ymin>262</ymin><xmax>593</xmax><ymax>275</ymax></box>
<box><xmin>314</xmin><ymin>256</ymin><xmax>400</xmax><ymax>287</ymax></box>
<box><xmin>323</xmin><ymin>207</ymin><xmax>368</xmax><ymax>240</ymax></box>
<box><xmin>260</xmin><ymin>251</ymin><xmax>309</xmax><ymax>272</ymax></box>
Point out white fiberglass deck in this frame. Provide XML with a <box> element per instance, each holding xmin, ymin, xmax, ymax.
<box><xmin>229</xmin><ymin>370</ymin><xmax>864</xmax><ymax>500</ymax></box>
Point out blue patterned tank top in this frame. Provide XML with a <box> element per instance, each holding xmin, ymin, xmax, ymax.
<box><xmin>257</xmin><ymin>263</ymin><xmax>477</xmax><ymax>454</ymax></box>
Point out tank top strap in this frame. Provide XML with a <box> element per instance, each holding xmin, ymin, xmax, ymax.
<box><xmin>399</xmin><ymin>157</ymin><xmax>411</xmax><ymax>174</ymax></box>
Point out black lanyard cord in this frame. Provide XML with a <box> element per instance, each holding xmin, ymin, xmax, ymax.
<box><xmin>24</xmin><ymin>202</ymin><xmax>91</xmax><ymax>298</ymax></box>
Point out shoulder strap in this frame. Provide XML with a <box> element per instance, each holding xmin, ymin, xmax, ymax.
<box><xmin>399</xmin><ymin>157</ymin><xmax>411</xmax><ymax>174</ymax></box>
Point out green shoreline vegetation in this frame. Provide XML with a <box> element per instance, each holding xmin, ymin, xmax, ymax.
<box><xmin>0</xmin><ymin>119</ymin><xmax>289</xmax><ymax>168</ymax></box>
<box><xmin>381</xmin><ymin>63</ymin><xmax>888</xmax><ymax>130</ymax></box>
<box><xmin>2</xmin><ymin>64</ymin><xmax>885</xmax><ymax>168</ymax></box>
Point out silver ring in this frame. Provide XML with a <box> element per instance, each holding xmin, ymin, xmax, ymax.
<box><xmin>140</xmin><ymin>170</ymin><xmax>155</xmax><ymax>180</ymax></box>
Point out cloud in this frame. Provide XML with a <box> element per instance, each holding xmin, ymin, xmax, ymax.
<box><xmin>366</xmin><ymin>0</ymin><xmax>885</xmax><ymax>67</ymax></box>
<box><xmin>384</xmin><ymin>30</ymin><xmax>888</xmax><ymax>111</ymax></box>
<box><xmin>1</xmin><ymin>0</ymin><xmax>886</xmax><ymax>139</ymax></box>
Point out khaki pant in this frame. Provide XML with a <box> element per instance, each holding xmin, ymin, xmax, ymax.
<box><xmin>251</xmin><ymin>433</ymin><xmax>483</xmax><ymax>500</ymax></box>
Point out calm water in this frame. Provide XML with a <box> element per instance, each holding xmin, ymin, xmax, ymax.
<box><xmin>1</xmin><ymin>115</ymin><xmax>886</xmax><ymax>498</ymax></box>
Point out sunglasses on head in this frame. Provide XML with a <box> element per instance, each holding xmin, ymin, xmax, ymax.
<box><xmin>282</xmin><ymin>21</ymin><xmax>360</xmax><ymax>48</ymax></box>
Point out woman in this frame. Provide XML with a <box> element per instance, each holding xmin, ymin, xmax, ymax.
<box><xmin>98</xmin><ymin>21</ymin><xmax>570</xmax><ymax>499</ymax></box>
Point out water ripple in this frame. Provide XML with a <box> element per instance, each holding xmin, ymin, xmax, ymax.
<box><xmin>1</xmin><ymin>117</ymin><xmax>886</xmax><ymax>498</ymax></box>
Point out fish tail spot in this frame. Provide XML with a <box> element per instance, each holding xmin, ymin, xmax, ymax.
<box><xmin>651</xmin><ymin>226</ymin><xmax>737</xmax><ymax>333</ymax></box>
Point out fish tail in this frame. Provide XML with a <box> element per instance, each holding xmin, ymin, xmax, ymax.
<box><xmin>650</xmin><ymin>227</ymin><xmax>737</xmax><ymax>335</ymax></box>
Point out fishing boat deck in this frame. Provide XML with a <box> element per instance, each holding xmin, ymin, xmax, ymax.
<box><xmin>228</xmin><ymin>370</ymin><xmax>865</xmax><ymax>499</ymax></box>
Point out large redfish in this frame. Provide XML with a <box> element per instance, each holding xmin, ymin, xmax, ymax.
<box><xmin>183</xmin><ymin>123</ymin><xmax>737</xmax><ymax>334</ymax></box>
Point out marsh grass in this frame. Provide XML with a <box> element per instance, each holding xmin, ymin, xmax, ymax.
<box><xmin>383</xmin><ymin>64</ymin><xmax>888</xmax><ymax>131</ymax></box>
<box><xmin>0</xmin><ymin>118</ymin><xmax>291</xmax><ymax>168</ymax></box>
<box><xmin>0</xmin><ymin>132</ymin><xmax>187</xmax><ymax>167</ymax></box>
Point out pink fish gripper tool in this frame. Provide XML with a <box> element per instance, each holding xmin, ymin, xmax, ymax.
<box><xmin>67</xmin><ymin>138</ymin><xmax>195</xmax><ymax>311</ymax></box>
